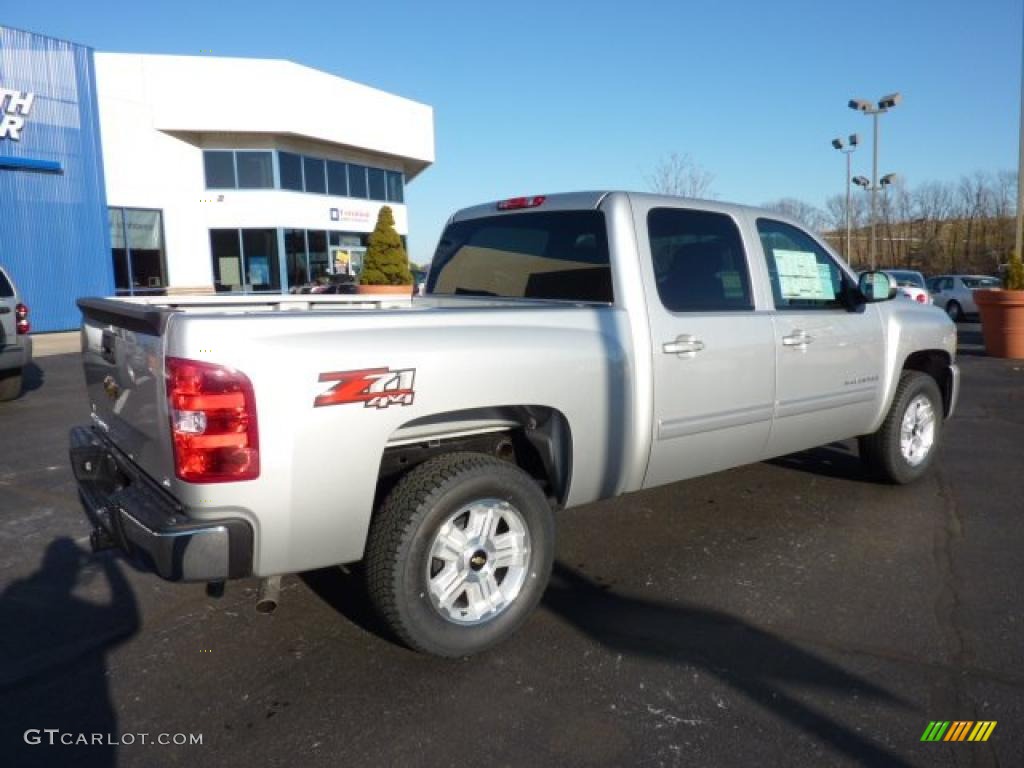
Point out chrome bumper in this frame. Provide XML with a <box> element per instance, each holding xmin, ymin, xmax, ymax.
<box><xmin>69</xmin><ymin>426</ymin><xmax>253</xmax><ymax>582</ymax></box>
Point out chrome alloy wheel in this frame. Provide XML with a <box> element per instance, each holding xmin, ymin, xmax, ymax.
<box><xmin>426</xmin><ymin>498</ymin><xmax>531</xmax><ymax>625</ymax></box>
<box><xmin>899</xmin><ymin>394</ymin><xmax>936</xmax><ymax>466</ymax></box>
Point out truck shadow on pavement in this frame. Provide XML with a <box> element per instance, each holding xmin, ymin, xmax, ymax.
<box><xmin>0</xmin><ymin>537</ymin><xmax>139</xmax><ymax>768</ymax></box>
<box><xmin>765</xmin><ymin>441</ymin><xmax>876</xmax><ymax>483</ymax></box>
<box><xmin>542</xmin><ymin>562</ymin><xmax>915</xmax><ymax>768</ymax></box>
<box><xmin>22</xmin><ymin>361</ymin><xmax>44</xmax><ymax>393</ymax></box>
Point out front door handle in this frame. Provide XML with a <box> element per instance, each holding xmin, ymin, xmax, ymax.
<box><xmin>663</xmin><ymin>334</ymin><xmax>705</xmax><ymax>357</ymax></box>
<box><xmin>782</xmin><ymin>330</ymin><xmax>814</xmax><ymax>349</ymax></box>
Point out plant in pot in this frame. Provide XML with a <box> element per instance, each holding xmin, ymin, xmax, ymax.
<box><xmin>974</xmin><ymin>253</ymin><xmax>1024</xmax><ymax>358</ymax></box>
<box><xmin>357</xmin><ymin>206</ymin><xmax>414</xmax><ymax>295</ymax></box>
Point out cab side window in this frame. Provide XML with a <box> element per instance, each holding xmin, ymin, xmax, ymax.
<box><xmin>647</xmin><ymin>208</ymin><xmax>753</xmax><ymax>312</ymax></box>
<box><xmin>757</xmin><ymin>218</ymin><xmax>846</xmax><ymax>311</ymax></box>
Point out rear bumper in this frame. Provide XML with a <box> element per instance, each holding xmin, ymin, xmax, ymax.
<box><xmin>69</xmin><ymin>426</ymin><xmax>253</xmax><ymax>582</ymax></box>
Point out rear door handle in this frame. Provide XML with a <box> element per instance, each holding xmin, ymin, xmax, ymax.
<box><xmin>782</xmin><ymin>330</ymin><xmax>813</xmax><ymax>349</ymax></box>
<box><xmin>663</xmin><ymin>334</ymin><xmax>705</xmax><ymax>357</ymax></box>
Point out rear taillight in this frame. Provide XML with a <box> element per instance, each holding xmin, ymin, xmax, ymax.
<box><xmin>15</xmin><ymin>303</ymin><xmax>29</xmax><ymax>334</ymax></box>
<box><xmin>915</xmin><ymin>293</ymin><xmax>927</xmax><ymax>303</ymax></box>
<box><xmin>166</xmin><ymin>357</ymin><xmax>259</xmax><ymax>483</ymax></box>
<box><xmin>497</xmin><ymin>195</ymin><xmax>546</xmax><ymax>210</ymax></box>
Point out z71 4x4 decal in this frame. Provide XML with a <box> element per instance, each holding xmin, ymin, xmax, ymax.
<box><xmin>314</xmin><ymin>368</ymin><xmax>416</xmax><ymax>409</ymax></box>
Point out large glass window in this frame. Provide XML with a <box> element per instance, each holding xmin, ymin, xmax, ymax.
<box><xmin>647</xmin><ymin>208</ymin><xmax>752</xmax><ymax>312</ymax></box>
<box><xmin>279</xmin><ymin>151</ymin><xmax>303</xmax><ymax>191</ymax></box>
<box><xmin>327</xmin><ymin>160</ymin><xmax>348</xmax><ymax>197</ymax></box>
<box><xmin>368</xmin><ymin>167</ymin><xmax>387</xmax><ymax>201</ymax></box>
<box><xmin>757</xmin><ymin>218</ymin><xmax>847</xmax><ymax>310</ymax></box>
<box><xmin>236</xmin><ymin>151</ymin><xmax>274</xmax><ymax>188</ymax></box>
<box><xmin>203</xmin><ymin>151</ymin><xmax>236</xmax><ymax>189</ymax></box>
<box><xmin>303</xmin><ymin>156</ymin><xmax>326</xmax><ymax>194</ymax></box>
<box><xmin>211</xmin><ymin>229</ymin><xmax>280</xmax><ymax>292</ymax></box>
<box><xmin>242</xmin><ymin>229</ymin><xmax>281</xmax><ymax>292</ymax></box>
<box><xmin>386</xmin><ymin>171</ymin><xmax>404</xmax><ymax>203</ymax></box>
<box><xmin>109</xmin><ymin>208</ymin><xmax>167</xmax><ymax>296</ymax></box>
<box><xmin>285</xmin><ymin>229</ymin><xmax>309</xmax><ymax>289</ymax></box>
<box><xmin>348</xmin><ymin>164</ymin><xmax>368</xmax><ymax>198</ymax></box>
<box><xmin>307</xmin><ymin>230</ymin><xmax>329</xmax><ymax>282</ymax></box>
<box><xmin>428</xmin><ymin>211</ymin><xmax>612</xmax><ymax>302</ymax></box>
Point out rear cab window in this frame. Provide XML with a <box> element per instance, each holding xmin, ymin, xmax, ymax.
<box><xmin>756</xmin><ymin>218</ymin><xmax>849</xmax><ymax>310</ymax></box>
<box><xmin>0</xmin><ymin>269</ymin><xmax>14</xmax><ymax>298</ymax></box>
<box><xmin>426</xmin><ymin>211</ymin><xmax>613</xmax><ymax>303</ymax></box>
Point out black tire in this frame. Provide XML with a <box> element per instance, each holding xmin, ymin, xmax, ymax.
<box><xmin>0</xmin><ymin>368</ymin><xmax>22</xmax><ymax>401</ymax></box>
<box><xmin>859</xmin><ymin>371</ymin><xmax>944</xmax><ymax>485</ymax></box>
<box><xmin>365</xmin><ymin>452</ymin><xmax>555</xmax><ymax>657</ymax></box>
<box><xmin>946</xmin><ymin>300</ymin><xmax>963</xmax><ymax>322</ymax></box>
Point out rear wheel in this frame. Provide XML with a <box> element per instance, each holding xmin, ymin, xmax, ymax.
<box><xmin>945</xmin><ymin>300</ymin><xmax>963</xmax><ymax>322</ymax></box>
<box><xmin>365</xmin><ymin>452</ymin><xmax>554</xmax><ymax>657</ymax></box>
<box><xmin>859</xmin><ymin>371</ymin><xmax>943</xmax><ymax>484</ymax></box>
<box><xmin>0</xmin><ymin>368</ymin><xmax>22</xmax><ymax>401</ymax></box>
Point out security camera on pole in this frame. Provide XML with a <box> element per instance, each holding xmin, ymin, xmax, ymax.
<box><xmin>848</xmin><ymin>93</ymin><xmax>902</xmax><ymax>270</ymax></box>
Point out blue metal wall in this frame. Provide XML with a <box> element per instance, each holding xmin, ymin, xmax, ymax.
<box><xmin>0</xmin><ymin>26</ymin><xmax>112</xmax><ymax>332</ymax></box>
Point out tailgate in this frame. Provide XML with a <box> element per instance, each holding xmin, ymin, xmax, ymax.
<box><xmin>79</xmin><ymin>298</ymin><xmax>175</xmax><ymax>486</ymax></box>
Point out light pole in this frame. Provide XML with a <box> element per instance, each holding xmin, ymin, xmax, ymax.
<box><xmin>849</xmin><ymin>93</ymin><xmax>902</xmax><ymax>269</ymax></box>
<box><xmin>852</xmin><ymin>173</ymin><xmax>899</xmax><ymax>268</ymax></box>
<box><xmin>831</xmin><ymin>133</ymin><xmax>860</xmax><ymax>262</ymax></box>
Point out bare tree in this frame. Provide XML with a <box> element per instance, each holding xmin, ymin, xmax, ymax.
<box><xmin>761</xmin><ymin>198</ymin><xmax>827</xmax><ymax>233</ymax></box>
<box><xmin>645</xmin><ymin>152</ymin><xmax>716</xmax><ymax>199</ymax></box>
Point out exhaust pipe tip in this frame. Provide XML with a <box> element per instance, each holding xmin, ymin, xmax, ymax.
<box><xmin>255</xmin><ymin>575</ymin><xmax>282</xmax><ymax>614</ymax></box>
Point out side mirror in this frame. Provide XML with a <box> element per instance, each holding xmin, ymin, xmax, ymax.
<box><xmin>857</xmin><ymin>271</ymin><xmax>897</xmax><ymax>303</ymax></box>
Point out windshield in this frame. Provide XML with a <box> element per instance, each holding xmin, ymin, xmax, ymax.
<box><xmin>962</xmin><ymin>276</ymin><xmax>1000</xmax><ymax>288</ymax></box>
<box><xmin>886</xmin><ymin>270</ymin><xmax>926</xmax><ymax>288</ymax></box>
<box><xmin>427</xmin><ymin>210</ymin><xmax>612</xmax><ymax>302</ymax></box>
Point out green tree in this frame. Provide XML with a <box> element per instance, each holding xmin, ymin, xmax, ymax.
<box><xmin>360</xmin><ymin>206</ymin><xmax>413</xmax><ymax>286</ymax></box>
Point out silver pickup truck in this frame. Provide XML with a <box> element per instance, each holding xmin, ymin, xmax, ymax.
<box><xmin>0</xmin><ymin>265</ymin><xmax>32</xmax><ymax>401</ymax></box>
<box><xmin>70</xmin><ymin>191</ymin><xmax>959</xmax><ymax>656</ymax></box>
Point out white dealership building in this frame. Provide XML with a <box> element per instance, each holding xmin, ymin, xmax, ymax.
<box><xmin>96</xmin><ymin>53</ymin><xmax>435</xmax><ymax>295</ymax></box>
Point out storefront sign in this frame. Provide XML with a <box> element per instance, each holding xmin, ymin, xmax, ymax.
<box><xmin>0</xmin><ymin>88</ymin><xmax>36</xmax><ymax>141</ymax></box>
<box><xmin>329</xmin><ymin>206</ymin><xmax>372</xmax><ymax>224</ymax></box>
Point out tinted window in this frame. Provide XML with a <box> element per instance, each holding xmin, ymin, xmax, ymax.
<box><xmin>428</xmin><ymin>211</ymin><xmax>612</xmax><ymax>302</ymax></box>
<box><xmin>647</xmin><ymin>208</ymin><xmax>752</xmax><ymax>312</ymax></box>
<box><xmin>203</xmin><ymin>151</ymin><xmax>236</xmax><ymax>188</ymax></box>
<box><xmin>348</xmin><ymin>164</ymin><xmax>368</xmax><ymax>198</ymax></box>
<box><xmin>757</xmin><ymin>218</ymin><xmax>847</xmax><ymax>310</ymax></box>
<box><xmin>279</xmin><ymin>152</ymin><xmax>303</xmax><ymax>191</ymax></box>
<box><xmin>326</xmin><ymin>161</ymin><xmax>348</xmax><ymax>196</ymax></box>
<box><xmin>236</xmin><ymin>151</ymin><xmax>274</xmax><ymax>188</ymax></box>
<box><xmin>887</xmin><ymin>270</ymin><xmax>925</xmax><ymax>288</ymax></box>
<box><xmin>303</xmin><ymin>156</ymin><xmax>326</xmax><ymax>194</ymax></box>
<box><xmin>941</xmin><ymin>278</ymin><xmax>954</xmax><ymax>290</ymax></box>
<box><xmin>367</xmin><ymin>167</ymin><xmax>387</xmax><ymax>201</ymax></box>
<box><xmin>962</xmin><ymin>276</ymin><xmax>1000</xmax><ymax>288</ymax></box>
<box><xmin>386</xmin><ymin>171</ymin><xmax>404</xmax><ymax>202</ymax></box>
<box><xmin>0</xmin><ymin>269</ymin><xmax>13</xmax><ymax>297</ymax></box>
<box><xmin>241</xmin><ymin>229</ymin><xmax>281</xmax><ymax>291</ymax></box>
<box><xmin>211</xmin><ymin>229</ymin><xmax>243</xmax><ymax>292</ymax></box>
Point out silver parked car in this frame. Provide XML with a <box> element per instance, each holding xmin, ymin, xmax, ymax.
<box><xmin>0</xmin><ymin>265</ymin><xmax>32</xmax><ymax>401</ymax></box>
<box><xmin>928</xmin><ymin>274</ymin><xmax>1001</xmax><ymax>321</ymax></box>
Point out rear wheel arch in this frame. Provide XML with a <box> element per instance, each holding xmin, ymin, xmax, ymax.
<box><xmin>377</xmin><ymin>405</ymin><xmax>574</xmax><ymax>509</ymax></box>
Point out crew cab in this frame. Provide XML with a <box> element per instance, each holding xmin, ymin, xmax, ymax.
<box><xmin>0</xmin><ymin>265</ymin><xmax>32</xmax><ymax>401</ymax></box>
<box><xmin>70</xmin><ymin>192</ymin><xmax>959</xmax><ymax>656</ymax></box>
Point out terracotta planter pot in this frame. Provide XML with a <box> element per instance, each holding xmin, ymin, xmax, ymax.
<box><xmin>974</xmin><ymin>289</ymin><xmax>1024</xmax><ymax>359</ymax></box>
<box><xmin>357</xmin><ymin>284</ymin><xmax>413</xmax><ymax>296</ymax></box>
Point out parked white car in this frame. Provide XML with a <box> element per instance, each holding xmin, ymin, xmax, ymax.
<box><xmin>0</xmin><ymin>265</ymin><xmax>32</xmax><ymax>401</ymax></box>
<box><xmin>927</xmin><ymin>274</ymin><xmax>1001</xmax><ymax>321</ymax></box>
<box><xmin>884</xmin><ymin>270</ymin><xmax>931</xmax><ymax>305</ymax></box>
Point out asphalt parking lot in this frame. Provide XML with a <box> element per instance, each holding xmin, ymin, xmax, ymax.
<box><xmin>1</xmin><ymin>324</ymin><xmax>1021</xmax><ymax>768</ymax></box>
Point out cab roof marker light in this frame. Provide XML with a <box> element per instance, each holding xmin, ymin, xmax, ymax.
<box><xmin>497</xmin><ymin>195</ymin><xmax>546</xmax><ymax>210</ymax></box>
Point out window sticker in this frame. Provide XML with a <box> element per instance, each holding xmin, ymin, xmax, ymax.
<box><xmin>774</xmin><ymin>249</ymin><xmax>831</xmax><ymax>300</ymax></box>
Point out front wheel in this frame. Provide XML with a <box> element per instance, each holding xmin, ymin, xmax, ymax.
<box><xmin>365</xmin><ymin>452</ymin><xmax>554</xmax><ymax>657</ymax></box>
<box><xmin>859</xmin><ymin>371</ymin><xmax>944</xmax><ymax>484</ymax></box>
